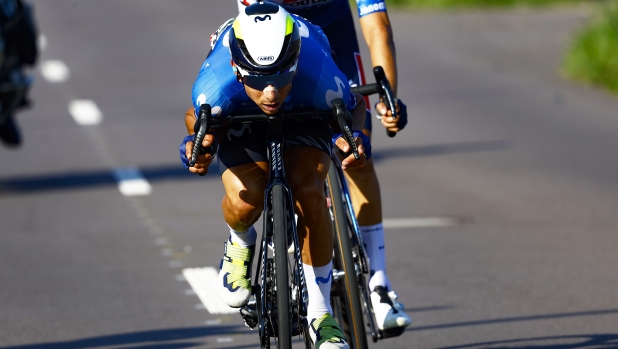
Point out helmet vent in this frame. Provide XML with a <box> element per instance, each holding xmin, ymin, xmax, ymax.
<box><xmin>245</xmin><ymin>2</ymin><xmax>280</xmax><ymax>16</ymax></box>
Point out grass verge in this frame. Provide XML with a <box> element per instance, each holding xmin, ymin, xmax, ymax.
<box><xmin>562</xmin><ymin>0</ymin><xmax>618</xmax><ymax>93</ymax></box>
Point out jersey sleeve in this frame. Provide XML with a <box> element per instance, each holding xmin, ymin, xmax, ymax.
<box><xmin>356</xmin><ymin>0</ymin><xmax>387</xmax><ymax>18</ymax></box>
<box><xmin>191</xmin><ymin>24</ymin><xmax>246</xmax><ymax>118</ymax></box>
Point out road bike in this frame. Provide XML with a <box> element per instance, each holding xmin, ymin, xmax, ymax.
<box><xmin>190</xmin><ymin>92</ymin><xmax>359</xmax><ymax>349</ymax></box>
<box><xmin>189</xmin><ymin>66</ymin><xmax>401</xmax><ymax>349</ymax></box>
<box><xmin>327</xmin><ymin>67</ymin><xmax>405</xmax><ymax>349</ymax></box>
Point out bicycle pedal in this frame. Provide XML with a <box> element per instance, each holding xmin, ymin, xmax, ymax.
<box><xmin>239</xmin><ymin>302</ymin><xmax>258</xmax><ymax>329</ymax></box>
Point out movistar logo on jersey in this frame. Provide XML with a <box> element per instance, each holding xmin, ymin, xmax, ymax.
<box><xmin>359</xmin><ymin>1</ymin><xmax>386</xmax><ymax>16</ymax></box>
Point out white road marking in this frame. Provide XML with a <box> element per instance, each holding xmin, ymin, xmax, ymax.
<box><xmin>68</xmin><ymin>100</ymin><xmax>103</xmax><ymax>125</ymax></box>
<box><xmin>383</xmin><ymin>217</ymin><xmax>462</xmax><ymax>229</ymax></box>
<box><xmin>183</xmin><ymin>267</ymin><xmax>238</xmax><ymax>315</ymax></box>
<box><xmin>40</xmin><ymin>60</ymin><xmax>70</xmax><ymax>83</ymax></box>
<box><xmin>206</xmin><ymin>319</ymin><xmax>222</xmax><ymax>325</ymax></box>
<box><xmin>112</xmin><ymin>167</ymin><xmax>152</xmax><ymax>196</ymax></box>
<box><xmin>217</xmin><ymin>338</ymin><xmax>233</xmax><ymax>343</ymax></box>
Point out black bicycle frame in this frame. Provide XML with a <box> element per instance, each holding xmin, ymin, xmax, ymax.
<box><xmin>257</xmin><ymin>121</ymin><xmax>308</xmax><ymax>322</ymax></box>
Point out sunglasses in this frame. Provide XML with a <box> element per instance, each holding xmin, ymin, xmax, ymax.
<box><xmin>240</xmin><ymin>70</ymin><xmax>295</xmax><ymax>90</ymax></box>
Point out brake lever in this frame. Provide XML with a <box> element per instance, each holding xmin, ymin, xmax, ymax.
<box><xmin>333</xmin><ymin>98</ymin><xmax>360</xmax><ymax>160</ymax></box>
<box><xmin>189</xmin><ymin>104</ymin><xmax>211</xmax><ymax>168</ymax></box>
<box><xmin>373</xmin><ymin>66</ymin><xmax>397</xmax><ymax>138</ymax></box>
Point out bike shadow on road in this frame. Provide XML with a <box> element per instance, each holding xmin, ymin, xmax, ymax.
<box><xmin>0</xmin><ymin>325</ymin><xmax>253</xmax><ymax>349</ymax></box>
<box><xmin>0</xmin><ymin>163</ymin><xmax>220</xmax><ymax>196</ymax></box>
<box><xmin>371</xmin><ymin>139</ymin><xmax>512</xmax><ymax>164</ymax></box>
<box><xmin>405</xmin><ymin>308</ymin><xmax>618</xmax><ymax>349</ymax></box>
<box><xmin>435</xmin><ymin>333</ymin><xmax>618</xmax><ymax>349</ymax></box>
<box><xmin>0</xmin><ymin>139</ymin><xmax>511</xmax><ymax>196</ymax></box>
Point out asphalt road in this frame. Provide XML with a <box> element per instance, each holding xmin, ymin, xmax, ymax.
<box><xmin>1</xmin><ymin>1</ymin><xmax>617</xmax><ymax>349</ymax></box>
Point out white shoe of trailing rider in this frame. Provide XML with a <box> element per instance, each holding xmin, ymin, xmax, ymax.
<box><xmin>308</xmin><ymin>314</ymin><xmax>350</xmax><ymax>349</ymax></box>
<box><xmin>371</xmin><ymin>286</ymin><xmax>412</xmax><ymax>330</ymax></box>
<box><xmin>217</xmin><ymin>239</ymin><xmax>254</xmax><ymax>308</ymax></box>
<box><xmin>388</xmin><ymin>290</ymin><xmax>405</xmax><ymax>311</ymax></box>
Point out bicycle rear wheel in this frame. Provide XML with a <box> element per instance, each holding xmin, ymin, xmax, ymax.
<box><xmin>272</xmin><ymin>184</ymin><xmax>292</xmax><ymax>349</ymax></box>
<box><xmin>327</xmin><ymin>165</ymin><xmax>369</xmax><ymax>349</ymax></box>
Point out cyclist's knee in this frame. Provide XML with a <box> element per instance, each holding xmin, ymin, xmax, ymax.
<box><xmin>222</xmin><ymin>193</ymin><xmax>263</xmax><ymax>228</ymax></box>
<box><xmin>290</xmin><ymin>180</ymin><xmax>324</xmax><ymax>207</ymax></box>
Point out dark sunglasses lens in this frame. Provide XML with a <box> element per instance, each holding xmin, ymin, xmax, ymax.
<box><xmin>242</xmin><ymin>71</ymin><xmax>294</xmax><ymax>90</ymax></box>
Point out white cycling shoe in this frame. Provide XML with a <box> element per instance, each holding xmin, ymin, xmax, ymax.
<box><xmin>370</xmin><ymin>286</ymin><xmax>412</xmax><ymax>330</ymax></box>
<box><xmin>217</xmin><ymin>240</ymin><xmax>254</xmax><ymax>308</ymax></box>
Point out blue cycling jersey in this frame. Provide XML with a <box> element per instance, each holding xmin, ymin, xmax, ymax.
<box><xmin>192</xmin><ymin>15</ymin><xmax>355</xmax><ymax>118</ymax></box>
<box><xmin>237</xmin><ymin>0</ymin><xmax>387</xmax><ymax>28</ymax></box>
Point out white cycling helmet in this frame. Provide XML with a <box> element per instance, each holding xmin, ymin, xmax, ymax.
<box><xmin>229</xmin><ymin>1</ymin><xmax>300</xmax><ymax>89</ymax></box>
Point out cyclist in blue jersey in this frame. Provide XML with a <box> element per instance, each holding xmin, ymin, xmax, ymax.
<box><xmin>235</xmin><ymin>0</ymin><xmax>412</xmax><ymax>332</ymax></box>
<box><xmin>180</xmin><ymin>3</ymin><xmax>371</xmax><ymax>348</ymax></box>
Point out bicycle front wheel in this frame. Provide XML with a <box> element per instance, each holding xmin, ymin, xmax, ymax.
<box><xmin>272</xmin><ymin>184</ymin><xmax>292</xmax><ymax>349</ymax></box>
<box><xmin>327</xmin><ymin>165</ymin><xmax>369</xmax><ymax>349</ymax></box>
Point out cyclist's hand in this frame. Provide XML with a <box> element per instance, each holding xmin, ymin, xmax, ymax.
<box><xmin>376</xmin><ymin>98</ymin><xmax>408</xmax><ymax>133</ymax></box>
<box><xmin>180</xmin><ymin>133</ymin><xmax>217</xmax><ymax>175</ymax></box>
<box><xmin>333</xmin><ymin>131</ymin><xmax>371</xmax><ymax>170</ymax></box>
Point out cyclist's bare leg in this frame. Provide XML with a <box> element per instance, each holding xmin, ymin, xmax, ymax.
<box><xmin>221</xmin><ymin>162</ymin><xmax>269</xmax><ymax>231</ymax></box>
<box><xmin>217</xmin><ymin>162</ymin><xmax>269</xmax><ymax>308</ymax></box>
<box><xmin>343</xmin><ymin>155</ymin><xmax>382</xmax><ymax>226</ymax></box>
<box><xmin>343</xmin><ymin>129</ymin><xmax>412</xmax><ymax>330</ymax></box>
<box><xmin>284</xmin><ymin>146</ymin><xmax>337</xmax><ymax>324</ymax></box>
<box><xmin>283</xmin><ymin>146</ymin><xmax>333</xmax><ymax>267</ymax></box>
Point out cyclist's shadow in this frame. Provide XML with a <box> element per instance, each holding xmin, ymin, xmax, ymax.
<box><xmin>0</xmin><ymin>325</ymin><xmax>255</xmax><ymax>349</ymax></box>
<box><xmin>435</xmin><ymin>334</ymin><xmax>618</xmax><ymax>349</ymax></box>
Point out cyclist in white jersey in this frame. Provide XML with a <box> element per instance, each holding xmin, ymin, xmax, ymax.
<box><xmin>235</xmin><ymin>0</ymin><xmax>412</xmax><ymax>332</ymax></box>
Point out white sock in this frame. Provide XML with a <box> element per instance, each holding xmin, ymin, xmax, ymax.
<box><xmin>303</xmin><ymin>261</ymin><xmax>333</xmax><ymax>321</ymax></box>
<box><xmin>229</xmin><ymin>225</ymin><xmax>257</xmax><ymax>247</ymax></box>
<box><xmin>361</xmin><ymin>223</ymin><xmax>391</xmax><ymax>291</ymax></box>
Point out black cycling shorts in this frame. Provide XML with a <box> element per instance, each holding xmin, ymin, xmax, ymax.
<box><xmin>217</xmin><ymin>117</ymin><xmax>333</xmax><ymax>173</ymax></box>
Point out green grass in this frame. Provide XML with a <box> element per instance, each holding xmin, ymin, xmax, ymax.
<box><xmin>386</xmin><ymin>0</ymin><xmax>584</xmax><ymax>10</ymax></box>
<box><xmin>562</xmin><ymin>1</ymin><xmax>618</xmax><ymax>93</ymax></box>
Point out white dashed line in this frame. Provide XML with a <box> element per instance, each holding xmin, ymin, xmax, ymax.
<box><xmin>383</xmin><ymin>217</ymin><xmax>462</xmax><ymax>229</ymax></box>
<box><xmin>69</xmin><ymin>100</ymin><xmax>103</xmax><ymax>125</ymax></box>
<box><xmin>217</xmin><ymin>338</ymin><xmax>233</xmax><ymax>343</ymax></box>
<box><xmin>40</xmin><ymin>60</ymin><xmax>70</xmax><ymax>83</ymax></box>
<box><xmin>183</xmin><ymin>267</ymin><xmax>238</xmax><ymax>314</ymax></box>
<box><xmin>112</xmin><ymin>167</ymin><xmax>152</xmax><ymax>196</ymax></box>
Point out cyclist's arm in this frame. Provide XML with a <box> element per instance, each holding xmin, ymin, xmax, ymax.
<box><xmin>358</xmin><ymin>6</ymin><xmax>398</xmax><ymax>97</ymax></box>
<box><xmin>182</xmin><ymin>106</ymin><xmax>216</xmax><ymax>174</ymax></box>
